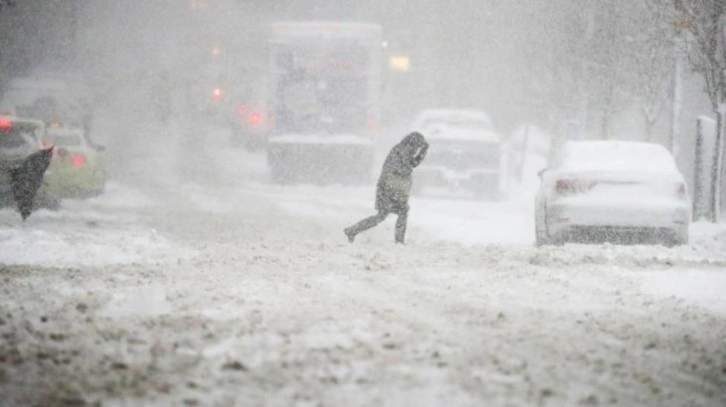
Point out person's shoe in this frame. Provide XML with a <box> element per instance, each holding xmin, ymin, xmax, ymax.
<box><xmin>344</xmin><ymin>227</ymin><xmax>355</xmax><ymax>243</ymax></box>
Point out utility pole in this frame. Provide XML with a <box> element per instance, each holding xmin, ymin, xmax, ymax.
<box><xmin>694</xmin><ymin>118</ymin><xmax>705</xmax><ymax>219</ymax></box>
<box><xmin>670</xmin><ymin>27</ymin><xmax>684</xmax><ymax>154</ymax></box>
<box><xmin>711</xmin><ymin>103</ymin><xmax>726</xmax><ymax>222</ymax></box>
<box><xmin>69</xmin><ymin>0</ymin><xmax>80</xmax><ymax>66</ymax></box>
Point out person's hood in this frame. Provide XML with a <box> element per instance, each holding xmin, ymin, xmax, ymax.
<box><xmin>400</xmin><ymin>132</ymin><xmax>427</xmax><ymax>148</ymax></box>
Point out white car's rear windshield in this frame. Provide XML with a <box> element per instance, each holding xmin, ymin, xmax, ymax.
<box><xmin>45</xmin><ymin>134</ymin><xmax>82</xmax><ymax>147</ymax></box>
<box><xmin>559</xmin><ymin>141</ymin><xmax>678</xmax><ymax>173</ymax></box>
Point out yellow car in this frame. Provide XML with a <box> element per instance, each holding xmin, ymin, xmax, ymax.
<box><xmin>43</xmin><ymin>124</ymin><xmax>106</xmax><ymax>198</ymax></box>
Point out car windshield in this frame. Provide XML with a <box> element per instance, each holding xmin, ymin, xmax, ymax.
<box><xmin>559</xmin><ymin>141</ymin><xmax>678</xmax><ymax>173</ymax></box>
<box><xmin>426</xmin><ymin>139</ymin><xmax>500</xmax><ymax>170</ymax></box>
<box><xmin>0</xmin><ymin>126</ymin><xmax>38</xmax><ymax>150</ymax></box>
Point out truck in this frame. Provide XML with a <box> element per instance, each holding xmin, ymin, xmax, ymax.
<box><xmin>266</xmin><ymin>21</ymin><xmax>383</xmax><ymax>184</ymax></box>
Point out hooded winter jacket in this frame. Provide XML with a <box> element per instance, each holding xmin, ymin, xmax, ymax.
<box><xmin>375</xmin><ymin>132</ymin><xmax>429</xmax><ymax>213</ymax></box>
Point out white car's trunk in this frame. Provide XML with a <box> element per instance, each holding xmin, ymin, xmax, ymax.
<box><xmin>546</xmin><ymin>170</ymin><xmax>690</xmax><ymax>233</ymax></box>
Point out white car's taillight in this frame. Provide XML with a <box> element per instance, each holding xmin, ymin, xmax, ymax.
<box><xmin>72</xmin><ymin>154</ymin><xmax>86</xmax><ymax>168</ymax></box>
<box><xmin>555</xmin><ymin>179</ymin><xmax>596</xmax><ymax>195</ymax></box>
<box><xmin>676</xmin><ymin>182</ymin><xmax>687</xmax><ymax>199</ymax></box>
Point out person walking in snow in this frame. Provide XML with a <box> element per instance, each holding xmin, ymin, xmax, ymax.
<box><xmin>344</xmin><ymin>132</ymin><xmax>429</xmax><ymax>244</ymax></box>
<box><xmin>10</xmin><ymin>147</ymin><xmax>54</xmax><ymax>221</ymax></box>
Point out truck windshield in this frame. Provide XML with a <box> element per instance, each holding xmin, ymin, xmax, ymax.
<box><xmin>272</xmin><ymin>41</ymin><xmax>372</xmax><ymax>133</ymax></box>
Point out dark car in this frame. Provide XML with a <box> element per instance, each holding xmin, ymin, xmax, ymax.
<box><xmin>410</xmin><ymin>109</ymin><xmax>503</xmax><ymax>199</ymax></box>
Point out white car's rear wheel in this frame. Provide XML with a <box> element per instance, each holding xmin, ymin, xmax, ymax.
<box><xmin>667</xmin><ymin>231</ymin><xmax>689</xmax><ymax>247</ymax></box>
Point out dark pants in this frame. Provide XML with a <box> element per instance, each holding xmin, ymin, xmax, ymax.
<box><xmin>345</xmin><ymin>205</ymin><xmax>409</xmax><ymax>243</ymax></box>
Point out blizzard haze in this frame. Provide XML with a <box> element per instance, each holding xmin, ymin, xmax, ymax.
<box><xmin>1</xmin><ymin>1</ymin><xmax>725</xmax><ymax>406</ymax></box>
<box><xmin>6</xmin><ymin>0</ymin><xmax>713</xmax><ymax>139</ymax></box>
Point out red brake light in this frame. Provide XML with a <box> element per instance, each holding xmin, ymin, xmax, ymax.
<box><xmin>212</xmin><ymin>88</ymin><xmax>223</xmax><ymax>101</ymax></box>
<box><xmin>249</xmin><ymin>111</ymin><xmax>262</xmax><ymax>126</ymax></box>
<box><xmin>0</xmin><ymin>118</ymin><xmax>12</xmax><ymax>132</ymax></box>
<box><xmin>367</xmin><ymin>118</ymin><xmax>378</xmax><ymax>130</ymax></box>
<box><xmin>555</xmin><ymin>179</ymin><xmax>596</xmax><ymax>195</ymax></box>
<box><xmin>72</xmin><ymin>154</ymin><xmax>86</xmax><ymax>168</ymax></box>
<box><xmin>676</xmin><ymin>183</ymin><xmax>687</xmax><ymax>198</ymax></box>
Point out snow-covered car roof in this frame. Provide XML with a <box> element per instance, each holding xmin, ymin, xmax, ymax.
<box><xmin>558</xmin><ymin>140</ymin><xmax>680</xmax><ymax>174</ymax></box>
<box><xmin>411</xmin><ymin>109</ymin><xmax>499</xmax><ymax>143</ymax></box>
<box><xmin>412</xmin><ymin>109</ymin><xmax>493</xmax><ymax>128</ymax></box>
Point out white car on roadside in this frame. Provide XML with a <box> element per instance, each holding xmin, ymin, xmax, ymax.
<box><xmin>535</xmin><ymin>140</ymin><xmax>690</xmax><ymax>246</ymax></box>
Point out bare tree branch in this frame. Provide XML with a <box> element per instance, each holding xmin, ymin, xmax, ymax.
<box><xmin>675</xmin><ymin>0</ymin><xmax>726</xmax><ymax>110</ymax></box>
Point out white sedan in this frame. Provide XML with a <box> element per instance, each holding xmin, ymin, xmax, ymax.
<box><xmin>535</xmin><ymin>140</ymin><xmax>690</xmax><ymax>246</ymax></box>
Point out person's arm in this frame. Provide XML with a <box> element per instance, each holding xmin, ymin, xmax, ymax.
<box><xmin>411</xmin><ymin>142</ymin><xmax>429</xmax><ymax>168</ymax></box>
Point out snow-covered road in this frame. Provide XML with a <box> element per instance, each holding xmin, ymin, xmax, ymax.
<box><xmin>1</xmin><ymin>122</ymin><xmax>725</xmax><ymax>406</ymax></box>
